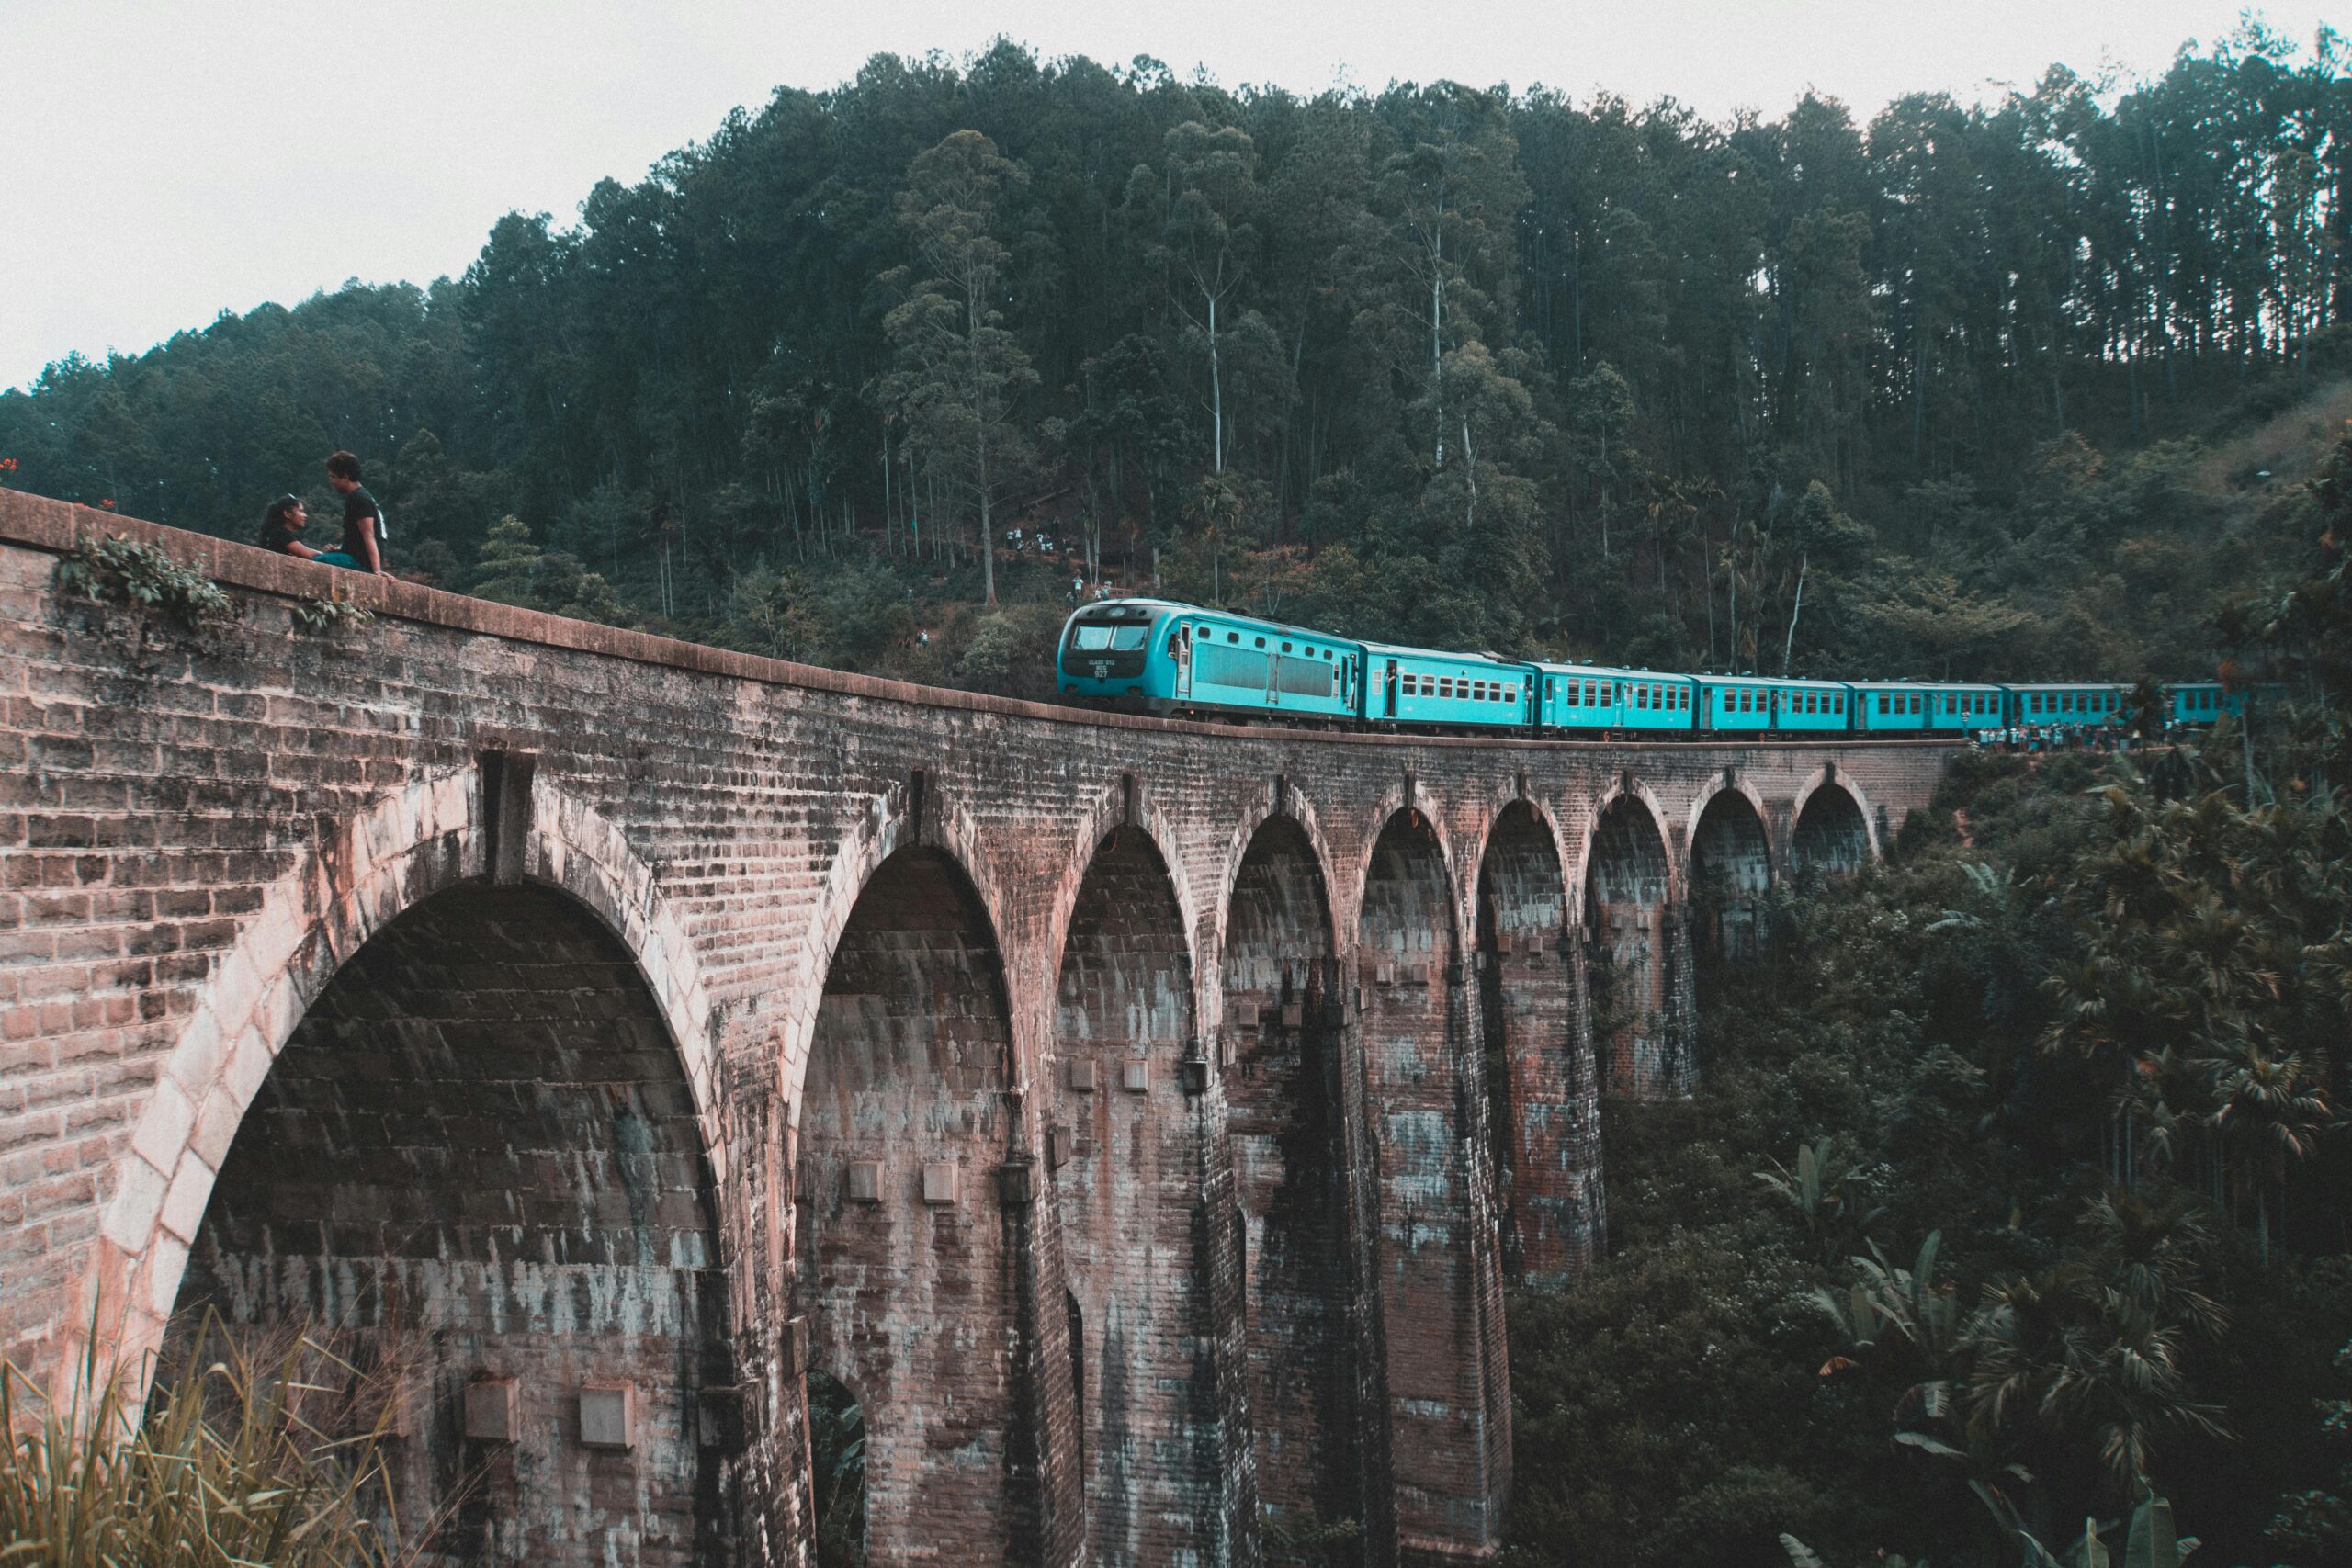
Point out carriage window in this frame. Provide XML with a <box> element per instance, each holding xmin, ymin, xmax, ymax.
<box><xmin>1835</xmin><ymin>693</ymin><xmax>1845</xmax><ymax>714</ymax></box>
<box><xmin>1281</xmin><ymin>641</ymin><xmax>1292</xmax><ymax>652</ymax></box>
<box><xmin>1255</xmin><ymin>637</ymin><xmax>1266</xmax><ymax>649</ymax></box>
<box><xmin>1440</xmin><ymin>678</ymin><xmax>1453</xmax><ymax>698</ymax></box>
<box><xmin>1074</xmin><ymin>625</ymin><xmax>1114</xmax><ymax>650</ymax></box>
<box><xmin>1599</xmin><ymin>682</ymin><xmax>1611</xmax><ymax>704</ymax></box>
<box><xmin>1908</xmin><ymin>694</ymin><xmax>1921</xmax><ymax>713</ymax></box>
<box><xmin>1227</xmin><ymin>632</ymin><xmax>1239</xmax><ymax>643</ymax></box>
<box><xmin>1506</xmin><ymin>685</ymin><xmax>1519</xmax><ymax>704</ymax></box>
<box><xmin>1587</xmin><ymin>681</ymin><xmax>1600</xmax><ymax>705</ymax></box>
<box><xmin>1112</xmin><ymin>626</ymin><xmax>1148</xmax><ymax>649</ymax></box>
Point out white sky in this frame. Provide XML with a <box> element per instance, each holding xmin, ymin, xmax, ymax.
<box><xmin>4</xmin><ymin>0</ymin><xmax>2336</xmax><ymax>393</ymax></box>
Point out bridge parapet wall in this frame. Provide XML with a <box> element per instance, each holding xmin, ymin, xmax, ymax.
<box><xmin>0</xmin><ymin>492</ymin><xmax>1956</xmax><ymax>1564</ymax></box>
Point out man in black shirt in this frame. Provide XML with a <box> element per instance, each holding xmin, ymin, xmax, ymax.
<box><xmin>318</xmin><ymin>449</ymin><xmax>383</xmax><ymax>572</ymax></box>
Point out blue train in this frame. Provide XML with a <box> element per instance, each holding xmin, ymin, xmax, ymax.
<box><xmin>1056</xmin><ymin>597</ymin><xmax>2245</xmax><ymax>739</ymax></box>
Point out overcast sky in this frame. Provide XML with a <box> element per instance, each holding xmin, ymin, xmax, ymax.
<box><xmin>4</xmin><ymin>0</ymin><xmax>2336</xmax><ymax>393</ymax></box>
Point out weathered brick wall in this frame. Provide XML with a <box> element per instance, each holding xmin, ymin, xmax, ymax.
<box><xmin>1357</xmin><ymin>811</ymin><xmax>1509</xmax><ymax>1559</ymax></box>
<box><xmin>178</xmin><ymin>883</ymin><xmax>731</xmax><ymax>1565</ymax></box>
<box><xmin>1219</xmin><ymin>818</ymin><xmax>1363</xmax><ymax>1549</ymax></box>
<box><xmin>1585</xmin><ymin>794</ymin><xmax>1683</xmax><ymax>1098</ymax></box>
<box><xmin>0</xmin><ymin>491</ymin><xmax>1961</xmax><ymax>1565</ymax></box>
<box><xmin>1792</xmin><ymin>778</ymin><xmax>1873</xmax><ymax>876</ymax></box>
<box><xmin>1048</xmin><ymin>825</ymin><xmax>1237</xmax><ymax>1566</ymax></box>
<box><xmin>1690</xmin><ymin>787</ymin><xmax>1773</xmax><ymax>962</ymax></box>
<box><xmin>1475</xmin><ymin>802</ymin><xmax>1593</xmax><ymax>1291</ymax></box>
<box><xmin>797</xmin><ymin>846</ymin><xmax>1026</xmax><ymax>1566</ymax></box>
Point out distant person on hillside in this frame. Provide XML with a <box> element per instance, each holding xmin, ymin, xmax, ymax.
<box><xmin>254</xmin><ymin>494</ymin><xmax>320</xmax><ymax>560</ymax></box>
<box><xmin>316</xmin><ymin>449</ymin><xmax>383</xmax><ymax>572</ymax></box>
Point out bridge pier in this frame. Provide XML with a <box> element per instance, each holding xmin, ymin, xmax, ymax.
<box><xmin>1475</xmin><ymin>801</ymin><xmax>1597</xmax><ymax>1290</ymax></box>
<box><xmin>1358</xmin><ymin>808</ymin><xmax>1510</xmax><ymax>1561</ymax></box>
<box><xmin>0</xmin><ymin>493</ymin><xmax>1959</xmax><ymax>1567</ymax></box>
<box><xmin>1583</xmin><ymin>793</ymin><xmax>1694</xmax><ymax>1099</ymax></box>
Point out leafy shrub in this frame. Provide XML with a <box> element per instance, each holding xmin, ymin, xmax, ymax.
<box><xmin>290</xmin><ymin>592</ymin><xmax>373</xmax><ymax>634</ymax></box>
<box><xmin>55</xmin><ymin>533</ymin><xmax>238</xmax><ymax>634</ymax></box>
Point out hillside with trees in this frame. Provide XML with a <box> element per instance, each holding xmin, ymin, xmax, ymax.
<box><xmin>2</xmin><ymin>25</ymin><xmax>2346</xmax><ymax>695</ymax></box>
<box><xmin>6</xmin><ymin>30</ymin><xmax>2352</xmax><ymax>1566</ymax></box>
<box><xmin>1503</xmin><ymin>425</ymin><xmax>2352</xmax><ymax>1566</ymax></box>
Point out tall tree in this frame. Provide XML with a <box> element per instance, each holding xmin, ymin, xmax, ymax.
<box><xmin>882</xmin><ymin>130</ymin><xmax>1040</xmax><ymax>606</ymax></box>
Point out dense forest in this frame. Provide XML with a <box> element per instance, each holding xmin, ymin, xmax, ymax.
<box><xmin>1507</xmin><ymin>425</ymin><xmax>2352</xmax><ymax>1567</ymax></box>
<box><xmin>2</xmin><ymin>24</ymin><xmax>2348</xmax><ymax>694</ymax></box>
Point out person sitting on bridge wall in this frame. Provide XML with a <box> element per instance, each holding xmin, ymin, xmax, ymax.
<box><xmin>314</xmin><ymin>449</ymin><xmax>385</xmax><ymax>573</ymax></box>
<box><xmin>254</xmin><ymin>494</ymin><xmax>320</xmax><ymax>561</ymax></box>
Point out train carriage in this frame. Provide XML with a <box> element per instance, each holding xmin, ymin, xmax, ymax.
<box><xmin>1365</xmin><ymin>642</ymin><xmax>1535</xmax><ymax>731</ymax></box>
<box><xmin>1694</xmin><ymin>675</ymin><xmax>1850</xmax><ymax>736</ymax></box>
<box><xmin>1057</xmin><ymin>598</ymin><xmax>1360</xmax><ymax>720</ymax></box>
<box><xmin>1534</xmin><ymin>663</ymin><xmax>1695</xmax><ymax>734</ymax></box>
<box><xmin>1849</xmin><ymin>682</ymin><xmax>1997</xmax><ymax>734</ymax></box>
<box><xmin>2165</xmin><ymin>682</ymin><xmax>2243</xmax><ymax>726</ymax></box>
<box><xmin>1925</xmin><ymin>683</ymin><xmax>2007</xmax><ymax>734</ymax></box>
<box><xmin>2005</xmin><ymin>682</ymin><xmax>2131</xmax><ymax>735</ymax></box>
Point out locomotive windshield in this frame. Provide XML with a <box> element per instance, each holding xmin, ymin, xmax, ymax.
<box><xmin>1072</xmin><ymin>624</ymin><xmax>1149</xmax><ymax>651</ymax></box>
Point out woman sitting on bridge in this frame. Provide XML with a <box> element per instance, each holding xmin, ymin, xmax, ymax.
<box><xmin>254</xmin><ymin>494</ymin><xmax>321</xmax><ymax>561</ymax></box>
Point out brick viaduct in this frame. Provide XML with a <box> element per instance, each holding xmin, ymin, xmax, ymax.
<box><xmin>0</xmin><ymin>491</ymin><xmax>1956</xmax><ymax>1566</ymax></box>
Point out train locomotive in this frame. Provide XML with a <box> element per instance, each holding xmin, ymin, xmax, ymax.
<box><xmin>1055</xmin><ymin>596</ymin><xmax>2240</xmax><ymax>741</ymax></box>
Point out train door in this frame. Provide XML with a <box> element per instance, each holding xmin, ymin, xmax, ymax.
<box><xmin>1173</xmin><ymin>625</ymin><xmax>1193</xmax><ymax>703</ymax></box>
<box><xmin>1385</xmin><ymin>660</ymin><xmax>1398</xmax><ymax>719</ymax></box>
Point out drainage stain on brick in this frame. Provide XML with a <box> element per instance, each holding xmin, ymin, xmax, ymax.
<box><xmin>796</xmin><ymin>847</ymin><xmax>1020</xmax><ymax>1567</ymax></box>
<box><xmin>175</xmin><ymin>885</ymin><xmax>729</xmax><ymax>1566</ymax></box>
<box><xmin>1691</xmin><ymin>789</ymin><xmax>1774</xmax><ymax>963</ymax></box>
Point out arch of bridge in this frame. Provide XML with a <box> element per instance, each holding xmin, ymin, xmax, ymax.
<box><xmin>85</xmin><ymin>764</ymin><xmax>726</xmax><ymax>1396</ymax></box>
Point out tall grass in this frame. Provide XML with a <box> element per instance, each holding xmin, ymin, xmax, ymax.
<box><xmin>0</xmin><ymin>1312</ymin><xmax>416</xmax><ymax>1566</ymax></box>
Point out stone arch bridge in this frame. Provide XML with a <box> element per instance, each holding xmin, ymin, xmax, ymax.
<box><xmin>0</xmin><ymin>493</ymin><xmax>1955</xmax><ymax>1566</ymax></box>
